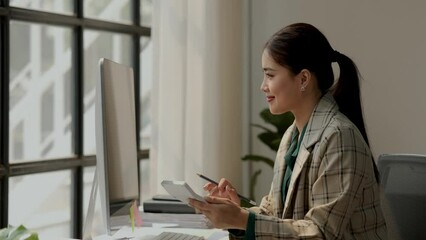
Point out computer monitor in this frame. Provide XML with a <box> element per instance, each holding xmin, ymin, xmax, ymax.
<box><xmin>94</xmin><ymin>58</ymin><xmax>139</xmax><ymax>235</ymax></box>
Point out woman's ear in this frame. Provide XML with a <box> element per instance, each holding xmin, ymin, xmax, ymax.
<box><xmin>299</xmin><ymin>69</ymin><xmax>312</xmax><ymax>91</ymax></box>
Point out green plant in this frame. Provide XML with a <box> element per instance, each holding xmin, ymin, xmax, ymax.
<box><xmin>0</xmin><ymin>225</ymin><xmax>39</xmax><ymax>240</ymax></box>
<box><xmin>242</xmin><ymin>109</ymin><xmax>294</xmax><ymax>202</ymax></box>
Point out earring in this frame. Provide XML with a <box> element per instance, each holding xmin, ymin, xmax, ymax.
<box><xmin>301</xmin><ymin>86</ymin><xmax>306</xmax><ymax>92</ymax></box>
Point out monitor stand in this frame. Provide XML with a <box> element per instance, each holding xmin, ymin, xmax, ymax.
<box><xmin>82</xmin><ymin>169</ymin><xmax>104</xmax><ymax>240</ymax></box>
<box><xmin>83</xmin><ymin>169</ymin><xmax>115</xmax><ymax>239</ymax></box>
<box><xmin>83</xmin><ymin>169</ymin><xmax>139</xmax><ymax>239</ymax></box>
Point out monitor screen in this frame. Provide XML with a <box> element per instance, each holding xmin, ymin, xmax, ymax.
<box><xmin>95</xmin><ymin>58</ymin><xmax>139</xmax><ymax>235</ymax></box>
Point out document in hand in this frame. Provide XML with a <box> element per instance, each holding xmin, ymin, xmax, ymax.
<box><xmin>161</xmin><ymin>180</ymin><xmax>206</xmax><ymax>204</ymax></box>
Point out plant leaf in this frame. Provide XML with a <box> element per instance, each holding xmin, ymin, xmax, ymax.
<box><xmin>257</xmin><ymin>132</ymin><xmax>282</xmax><ymax>151</ymax></box>
<box><xmin>25</xmin><ymin>233</ymin><xmax>39</xmax><ymax>240</ymax></box>
<box><xmin>250</xmin><ymin>123</ymin><xmax>273</xmax><ymax>133</ymax></box>
<box><xmin>241</xmin><ymin>155</ymin><xmax>274</xmax><ymax>168</ymax></box>
<box><xmin>0</xmin><ymin>228</ymin><xmax>10</xmax><ymax>239</ymax></box>
<box><xmin>0</xmin><ymin>225</ymin><xmax>38</xmax><ymax>240</ymax></box>
<box><xmin>9</xmin><ymin>225</ymin><xmax>29</xmax><ymax>240</ymax></box>
<box><xmin>259</xmin><ymin>109</ymin><xmax>294</xmax><ymax>133</ymax></box>
<box><xmin>271</xmin><ymin>138</ymin><xmax>283</xmax><ymax>150</ymax></box>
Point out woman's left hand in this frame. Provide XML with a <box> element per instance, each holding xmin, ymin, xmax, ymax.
<box><xmin>189</xmin><ymin>196</ymin><xmax>249</xmax><ymax>230</ymax></box>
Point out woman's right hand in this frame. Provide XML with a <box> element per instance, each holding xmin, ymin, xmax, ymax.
<box><xmin>203</xmin><ymin>178</ymin><xmax>240</xmax><ymax>205</ymax></box>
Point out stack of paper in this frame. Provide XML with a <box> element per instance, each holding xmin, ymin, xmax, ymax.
<box><xmin>111</xmin><ymin>212</ymin><xmax>211</xmax><ymax>230</ymax></box>
<box><xmin>141</xmin><ymin>212</ymin><xmax>212</xmax><ymax>229</ymax></box>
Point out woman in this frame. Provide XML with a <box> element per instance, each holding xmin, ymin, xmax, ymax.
<box><xmin>189</xmin><ymin>23</ymin><xmax>387</xmax><ymax>239</ymax></box>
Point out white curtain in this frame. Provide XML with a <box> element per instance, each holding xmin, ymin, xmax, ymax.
<box><xmin>150</xmin><ymin>0</ymin><xmax>244</xmax><ymax>195</ymax></box>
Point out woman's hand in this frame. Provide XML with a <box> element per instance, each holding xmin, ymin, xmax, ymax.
<box><xmin>203</xmin><ymin>178</ymin><xmax>240</xmax><ymax>205</ymax></box>
<box><xmin>189</xmin><ymin>196</ymin><xmax>249</xmax><ymax>230</ymax></box>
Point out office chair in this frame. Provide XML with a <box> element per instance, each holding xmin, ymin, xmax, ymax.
<box><xmin>378</xmin><ymin>154</ymin><xmax>426</xmax><ymax>240</ymax></box>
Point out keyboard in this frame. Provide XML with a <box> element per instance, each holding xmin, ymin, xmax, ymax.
<box><xmin>152</xmin><ymin>231</ymin><xmax>204</xmax><ymax>240</ymax></box>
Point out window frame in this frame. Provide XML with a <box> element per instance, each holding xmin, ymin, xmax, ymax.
<box><xmin>0</xmin><ymin>0</ymin><xmax>150</xmax><ymax>238</ymax></box>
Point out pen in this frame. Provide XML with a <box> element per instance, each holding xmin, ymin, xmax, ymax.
<box><xmin>196</xmin><ymin>173</ymin><xmax>257</xmax><ymax>206</ymax></box>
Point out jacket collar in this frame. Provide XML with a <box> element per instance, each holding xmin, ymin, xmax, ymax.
<box><xmin>302</xmin><ymin>92</ymin><xmax>339</xmax><ymax>150</ymax></box>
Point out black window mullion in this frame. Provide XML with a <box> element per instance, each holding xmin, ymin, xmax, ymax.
<box><xmin>0</xmin><ymin>0</ymin><xmax>9</xmax><ymax>227</ymax></box>
<box><xmin>138</xmin><ymin>149</ymin><xmax>149</xmax><ymax>160</ymax></box>
<box><xmin>1</xmin><ymin>0</ymin><xmax>9</xmax><ymax>7</ymax></box>
<box><xmin>132</xmin><ymin>0</ymin><xmax>141</xmax><ymax>203</ymax></box>
<box><xmin>133</xmin><ymin>0</ymin><xmax>140</xmax><ymax>27</ymax></box>
<box><xmin>132</xmin><ymin>0</ymin><xmax>141</xmax><ymax>150</ymax></box>
<box><xmin>0</xmin><ymin>8</ymin><xmax>7</xmax><ymax>16</ymax></box>
<box><xmin>3</xmin><ymin>7</ymin><xmax>150</xmax><ymax>36</ymax></box>
<box><xmin>84</xmin><ymin>18</ymin><xmax>150</xmax><ymax>36</ymax></box>
<box><xmin>71</xmin><ymin>0</ymin><xmax>84</xmax><ymax>238</ymax></box>
<box><xmin>9</xmin><ymin>157</ymin><xmax>95</xmax><ymax>176</ymax></box>
<box><xmin>9</xmin><ymin>7</ymin><xmax>81</xmax><ymax>27</ymax></box>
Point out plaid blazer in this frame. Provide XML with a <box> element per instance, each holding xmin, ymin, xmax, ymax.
<box><xmin>241</xmin><ymin>93</ymin><xmax>387</xmax><ymax>239</ymax></box>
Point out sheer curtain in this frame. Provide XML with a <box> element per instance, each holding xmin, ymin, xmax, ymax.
<box><xmin>150</xmin><ymin>0</ymin><xmax>243</xmax><ymax>195</ymax></box>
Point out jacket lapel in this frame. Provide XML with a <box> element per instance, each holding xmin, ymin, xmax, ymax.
<box><xmin>283</xmin><ymin>146</ymin><xmax>310</xmax><ymax>214</ymax></box>
<box><xmin>272</xmin><ymin>123</ymin><xmax>294</xmax><ymax>217</ymax></box>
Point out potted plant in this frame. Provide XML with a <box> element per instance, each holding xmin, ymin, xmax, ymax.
<box><xmin>242</xmin><ymin>109</ymin><xmax>294</xmax><ymax>203</ymax></box>
<box><xmin>0</xmin><ymin>225</ymin><xmax>39</xmax><ymax>240</ymax></box>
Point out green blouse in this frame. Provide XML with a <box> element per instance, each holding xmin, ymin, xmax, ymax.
<box><xmin>282</xmin><ymin>125</ymin><xmax>307</xmax><ymax>204</ymax></box>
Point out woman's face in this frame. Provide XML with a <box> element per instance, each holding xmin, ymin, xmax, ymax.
<box><xmin>260</xmin><ymin>49</ymin><xmax>302</xmax><ymax>115</ymax></box>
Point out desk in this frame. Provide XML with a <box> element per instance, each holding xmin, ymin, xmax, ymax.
<box><xmin>93</xmin><ymin>226</ymin><xmax>229</xmax><ymax>240</ymax></box>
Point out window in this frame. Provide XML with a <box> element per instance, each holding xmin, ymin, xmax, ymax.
<box><xmin>41</xmin><ymin>85</ymin><xmax>54</xmax><ymax>142</ymax></box>
<box><xmin>9</xmin><ymin>171</ymin><xmax>72</xmax><ymax>239</ymax></box>
<box><xmin>140</xmin><ymin>0</ymin><xmax>152</xmax><ymax>27</ymax></box>
<box><xmin>84</xmin><ymin>0</ymin><xmax>132</xmax><ymax>24</ymax></box>
<box><xmin>10</xmin><ymin>0</ymin><xmax>73</xmax><ymax>15</ymax></box>
<box><xmin>0</xmin><ymin>1</ymin><xmax>152</xmax><ymax>238</ymax></box>
<box><xmin>10</xmin><ymin>22</ymin><xmax>73</xmax><ymax>162</ymax></box>
<box><xmin>140</xmin><ymin>36</ymin><xmax>152</xmax><ymax>149</ymax></box>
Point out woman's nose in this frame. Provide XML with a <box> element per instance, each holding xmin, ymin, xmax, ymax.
<box><xmin>260</xmin><ymin>80</ymin><xmax>268</xmax><ymax>92</ymax></box>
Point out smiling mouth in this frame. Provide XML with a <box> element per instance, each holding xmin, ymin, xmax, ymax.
<box><xmin>266</xmin><ymin>96</ymin><xmax>275</xmax><ymax>102</ymax></box>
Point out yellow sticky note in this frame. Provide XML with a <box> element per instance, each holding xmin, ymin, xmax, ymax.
<box><xmin>129</xmin><ymin>203</ymin><xmax>135</xmax><ymax>232</ymax></box>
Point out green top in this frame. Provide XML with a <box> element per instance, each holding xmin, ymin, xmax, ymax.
<box><xmin>243</xmin><ymin>125</ymin><xmax>307</xmax><ymax>240</ymax></box>
<box><xmin>244</xmin><ymin>211</ymin><xmax>256</xmax><ymax>240</ymax></box>
<box><xmin>282</xmin><ymin>125</ymin><xmax>307</xmax><ymax>205</ymax></box>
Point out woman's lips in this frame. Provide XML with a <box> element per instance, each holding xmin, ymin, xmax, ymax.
<box><xmin>266</xmin><ymin>96</ymin><xmax>275</xmax><ymax>102</ymax></box>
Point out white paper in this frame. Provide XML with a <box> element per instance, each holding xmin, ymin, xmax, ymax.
<box><xmin>161</xmin><ymin>180</ymin><xmax>206</xmax><ymax>204</ymax></box>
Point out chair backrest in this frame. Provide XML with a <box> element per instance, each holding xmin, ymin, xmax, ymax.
<box><xmin>378</xmin><ymin>154</ymin><xmax>426</xmax><ymax>240</ymax></box>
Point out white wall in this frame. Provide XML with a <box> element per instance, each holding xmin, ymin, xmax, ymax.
<box><xmin>247</xmin><ymin>0</ymin><xmax>426</xmax><ymax>201</ymax></box>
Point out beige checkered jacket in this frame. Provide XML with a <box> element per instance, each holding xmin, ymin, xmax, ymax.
<box><xmin>238</xmin><ymin>93</ymin><xmax>387</xmax><ymax>239</ymax></box>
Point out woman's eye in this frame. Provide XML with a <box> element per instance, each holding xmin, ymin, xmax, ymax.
<box><xmin>265</xmin><ymin>73</ymin><xmax>274</xmax><ymax>78</ymax></box>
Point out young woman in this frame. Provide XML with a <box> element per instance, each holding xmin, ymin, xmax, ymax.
<box><xmin>189</xmin><ymin>23</ymin><xmax>387</xmax><ymax>239</ymax></box>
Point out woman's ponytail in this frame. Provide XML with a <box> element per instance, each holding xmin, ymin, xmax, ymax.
<box><xmin>333</xmin><ymin>52</ymin><xmax>380</xmax><ymax>182</ymax></box>
<box><xmin>332</xmin><ymin>52</ymin><xmax>368</xmax><ymax>144</ymax></box>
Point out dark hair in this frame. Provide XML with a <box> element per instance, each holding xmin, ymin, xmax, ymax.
<box><xmin>264</xmin><ymin>23</ymin><xmax>379</xmax><ymax>182</ymax></box>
